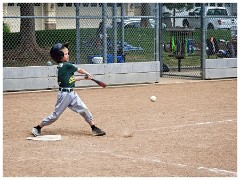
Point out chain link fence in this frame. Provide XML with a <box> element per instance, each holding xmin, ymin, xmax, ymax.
<box><xmin>3</xmin><ymin>3</ymin><xmax>157</xmax><ymax>67</ymax></box>
<box><xmin>3</xmin><ymin>3</ymin><xmax>237</xmax><ymax>79</ymax></box>
<box><xmin>161</xmin><ymin>3</ymin><xmax>237</xmax><ymax>78</ymax></box>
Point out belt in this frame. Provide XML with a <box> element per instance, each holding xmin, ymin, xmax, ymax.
<box><xmin>59</xmin><ymin>88</ymin><xmax>73</xmax><ymax>92</ymax></box>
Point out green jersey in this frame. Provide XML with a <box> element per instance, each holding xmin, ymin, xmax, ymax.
<box><xmin>57</xmin><ymin>62</ymin><xmax>78</xmax><ymax>88</ymax></box>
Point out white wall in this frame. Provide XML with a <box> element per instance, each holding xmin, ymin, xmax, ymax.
<box><xmin>3</xmin><ymin>61</ymin><xmax>160</xmax><ymax>91</ymax></box>
<box><xmin>204</xmin><ymin>58</ymin><xmax>237</xmax><ymax>79</ymax></box>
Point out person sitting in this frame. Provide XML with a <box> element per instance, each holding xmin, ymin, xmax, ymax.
<box><xmin>206</xmin><ymin>37</ymin><xmax>219</xmax><ymax>58</ymax></box>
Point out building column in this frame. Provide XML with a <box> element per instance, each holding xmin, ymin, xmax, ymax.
<box><xmin>44</xmin><ymin>3</ymin><xmax>56</xmax><ymax>30</ymax></box>
<box><xmin>3</xmin><ymin>3</ymin><xmax>8</xmax><ymax>23</ymax></box>
<box><xmin>125</xmin><ymin>3</ymin><xmax>135</xmax><ymax>16</ymax></box>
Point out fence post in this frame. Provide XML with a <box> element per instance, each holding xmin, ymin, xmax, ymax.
<box><xmin>113</xmin><ymin>3</ymin><xmax>118</xmax><ymax>63</ymax></box>
<box><xmin>159</xmin><ymin>3</ymin><xmax>163</xmax><ymax>77</ymax></box>
<box><xmin>200</xmin><ymin>3</ymin><xmax>206</xmax><ymax>79</ymax></box>
<box><xmin>121</xmin><ymin>3</ymin><xmax>125</xmax><ymax>54</ymax></box>
<box><xmin>154</xmin><ymin>3</ymin><xmax>159</xmax><ymax>62</ymax></box>
<box><xmin>102</xmin><ymin>3</ymin><xmax>107</xmax><ymax>63</ymax></box>
<box><xmin>75</xmin><ymin>3</ymin><xmax>80</xmax><ymax>64</ymax></box>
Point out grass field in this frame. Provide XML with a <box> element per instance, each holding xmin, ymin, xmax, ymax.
<box><xmin>3</xmin><ymin>27</ymin><xmax>232</xmax><ymax>66</ymax></box>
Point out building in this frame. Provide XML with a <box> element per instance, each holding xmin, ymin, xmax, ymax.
<box><xmin>3</xmin><ymin>3</ymin><xmax>237</xmax><ymax>32</ymax></box>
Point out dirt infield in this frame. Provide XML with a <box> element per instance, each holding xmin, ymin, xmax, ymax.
<box><xmin>3</xmin><ymin>79</ymin><xmax>237</xmax><ymax>177</ymax></box>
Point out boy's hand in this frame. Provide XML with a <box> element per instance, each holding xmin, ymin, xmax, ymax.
<box><xmin>85</xmin><ymin>74</ymin><xmax>93</xmax><ymax>80</ymax></box>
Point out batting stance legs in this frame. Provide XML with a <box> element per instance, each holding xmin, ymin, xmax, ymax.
<box><xmin>41</xmin><ymin>91</ymin><xmax>93</xmax><ymax>126</ymax></box>
<box><xmin>32</xmin><ymin>91</ymin><xmax>106</xmax><ymax>136</ymax></box>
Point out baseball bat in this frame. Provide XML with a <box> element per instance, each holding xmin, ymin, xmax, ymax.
<box><xmin>85</xmin><ymin>74</ymin><xmax>106</xmax><ymax>88</ymax></box>
<box><xmin>91</xmin><ymin>78</ymin><xmax>106</xmax><ymax>88</ymax></box>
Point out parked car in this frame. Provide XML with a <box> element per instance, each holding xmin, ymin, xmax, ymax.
<box><xmin>182</xmin><ymin>7</ymin><xmax>237</xmax><ymax>29</ymax></box>
<box><xmin>116</xmin><ymin>18</ymin><xmax>166</xmax><ymax>29</ymax></box>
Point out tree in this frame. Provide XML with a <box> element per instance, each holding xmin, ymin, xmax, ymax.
<box><xmin>140</xmin><ymin>3</ymin><xmax>151</xmax><ymax>27</ymax></box>
<box><xmin>3</xmin><ymin>3</ymin><xmax>50</xmax><ymax>67</ymax></box>
<box><xmin>20</xmin><ymin>3</ymin><xmax>37</xmax><ymax>46</ymax></box>
<box><xmin>163</xmin><ymin>3</ymin><xmax>194</xmax><ymax>27</ymax></box>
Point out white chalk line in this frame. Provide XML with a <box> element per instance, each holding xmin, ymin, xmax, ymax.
<box><xmin>8</xmin><ymin>149</ymin><xmax>237</xmax><ymax>176</ymax></box>
<box><xmin>95</xmin><ymin>150</ymin><xmax>237</xmax><ymax>176</ymax></box>
<box><xmin>7</xmin><ymin>119</ymin><xmax>236</xmax><ymax>176</ymax></box>
<box><xmin>133</xmin><ymin>119</ymin><xmax>236</xmax><ymax>133</ymax></box>
<box><xmin>99</xmin><ymin>118</ymin><xmax>236</xmax><ymax>176</ymax></box>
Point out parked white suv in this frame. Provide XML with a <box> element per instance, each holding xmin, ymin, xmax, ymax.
<box><xmin>182</xmin><ymin>7</ymin><xmax>237</xmax><ymax>29</ymax></box>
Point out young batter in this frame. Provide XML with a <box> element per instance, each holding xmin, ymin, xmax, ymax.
<box><xmin>31</xmin><ymin>42</ymin><xmax>106</xmax><ymax>136</ymax></box>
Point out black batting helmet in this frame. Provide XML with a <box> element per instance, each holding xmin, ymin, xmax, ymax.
<box><xmin>50</xmin><ymin>42</ymin><xmax>69</xmax><ymax>62</ymax></box>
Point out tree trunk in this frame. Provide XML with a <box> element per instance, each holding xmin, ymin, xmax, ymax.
<box><xmin>140</xmin><ymin>3</ymin><xmax>151</xmax><ymax>27</ymax></box>
<box><xmin>3</xmin><ymin>3</ymin><xmax>51</xmax><ymax>66</ymax></box>
<box><xmin>20</xmin><ymin>3</ymin><xmax>37</xmax><ymax>46</ymax></box>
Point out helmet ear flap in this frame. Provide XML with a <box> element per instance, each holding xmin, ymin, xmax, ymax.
<box><xmin>57</xmin><ymin>42</ymin><xmax>68</xmax><ymax>59</ymax></box>
<box><xmin>63</xmin><ymin>42</ymin><xmax>69</xmax><ymax>48</ymax></box>
<box><xmin>57</xmin><ymin>51</ymin><xmax>64</xmax><ymax>60</ymax></box>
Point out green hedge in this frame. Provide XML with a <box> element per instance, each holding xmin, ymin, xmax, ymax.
<box><xmin>3</xmin><ymin>28</ymin><xmax>232</xmax><ymax>64</ymax></box>
<box><xmin>3</xmin><ymin>28</ymin><xmax>232</xmax><ymax>49</ymax></box>
<box><xmin>3</xmin><ymin>23</ymin><xmax>11</xmax><ymax>33</ymax></box>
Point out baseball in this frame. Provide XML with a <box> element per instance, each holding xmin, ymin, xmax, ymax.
<box><xmin>150</xmin><ymin>96</ymin><xmax>156</xmax><ymax>102</ymax></box>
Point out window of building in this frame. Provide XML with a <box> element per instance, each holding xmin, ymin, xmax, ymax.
<box><xmin>195</xmin><ymin>3</ymin><xmax>201</xmax><ymax>7</ymax></box>
<box><xmin>66</xmin><ymin>3</ymin><xmax>72</xmax><ymax>7</ymax></box>
<box><xmin>210</xmin><ymin>3</ymin><xmax>215</xmax><ymax>6</ymax></box>
<box><xmin>57</xmin><ymin>3</ymin><xmax>64</xmax><ymax>7</ymax></box>
<box><xmin>8</xmin><ymin>3</ymin><xmax>14</xmax><ymax>6</ymax></box>
<box><xmin>83</xmin><ymin>3</ymin><xmax>89</xmax><ymax>7</ymax></box>
<box><xmin>134</xmin><ymin>3</ymin><xmax>142</xmax><ymax>8</ymax></box>
<box><xmin>225</xmin><ymin>3</ymin><xmax>231</xmax><ymax>7</ymax></box>
<box><xmin>107</xmin><ymin>3</ymin><xmax>113</xmax><ymax>7</ymax></box>
<box><xmin>217</xmin><ymin>3</ymin><xmax>223</xmax><ymax>7</ymax></box>
<box><xmin>91</xmin><ymin>3</ymin><xmax>97</xmax><ymax>7</ymax></box>
<box><xmin>16</xmin><ymin>3</ymin><xmax>40</xmax><ymax>6</ymax></box>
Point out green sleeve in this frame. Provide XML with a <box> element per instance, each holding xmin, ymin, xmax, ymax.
<box><xmin>68</xmin><ymin>63</ymin><xmax>78</xmax><ymax>73</ymax></box>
